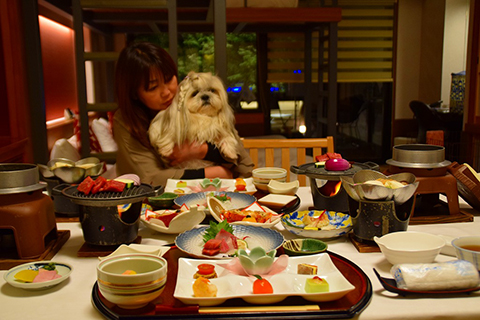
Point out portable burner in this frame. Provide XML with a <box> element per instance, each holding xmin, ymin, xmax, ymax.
<box><xmin>291</xmin><ymin>161</ymin><xmax>379</xmax><ymax>213</ymax></box>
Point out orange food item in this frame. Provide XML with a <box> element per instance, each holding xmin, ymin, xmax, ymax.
<box><xmin>194</xmin><ymin>264</ymin><xmax>217</xmax><ymax>279</ymax></box>
<box><xmin>253</xmin><ymin>275</ymin><xmax>273</xmax><ymax>294</ymax></box>
<box><xmin>235</xmin><ymin>178</ymin><xmax>247</xmax><ymax>191</ymax></box>
<box><xmin>192</xmin><ymin>276</ymin><xmax>217</xmax><ymax>297</ymax></box>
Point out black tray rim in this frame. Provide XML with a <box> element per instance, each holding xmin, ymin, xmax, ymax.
<box><xmin>91</xmin><ymin>250</ymin><xmax>373</xmax><ymax>320</ymax></box>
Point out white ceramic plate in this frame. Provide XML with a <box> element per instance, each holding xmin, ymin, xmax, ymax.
<box><xmin>4</xmin><ymin>261</ymin><xmax>72</xmax><ymax>290</ymax></box>
<box><xmin>173</xmin><ymin>253</ymin><xmax>355</xmax><ymax>306</ymax></box>
<box><xmin>165</xmin><ymin>178</ymin><xmax>257</xmax><ymax>195</ymax></box>
<box><xmin>175</xmin><ymin>224</ymin><xmax>284</xmax><ymax>259</ymax></box>
<box><xmin>174</xmin><ymin>192</ymin><xmax>256</xmax><ymax>211</ymax></box>
<box><xmin>141</xmin><ymin>208</ymin><xmax>206</xmax><ymax>234</ymax></box>
<box><xmin>258</xmin><ymin>194</ymin><xmax>298</xmax><ymax>209</ymax></box>
<box><xmin>208</xmin><ymin>197</ymin><xmax>282</xmax><ymax>228</ymax></box>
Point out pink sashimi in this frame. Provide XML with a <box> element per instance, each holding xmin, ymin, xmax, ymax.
<box><xmin>33</xmin><ymin>269</ymin><xmax>61</xmax><ymax>283</ymax></box>
<box><xmin>215</xmin><ymin>229</ymin><xmax>238</xmax><ymax>252</ymax></box>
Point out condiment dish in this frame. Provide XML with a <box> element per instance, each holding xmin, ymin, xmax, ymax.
<box><xmin>282</xmin><ymin>238</ymin><xmax>328</xmax><ymax>256</ymax></box>
<box><xmin>267</xmin><ymin>180</ymin><xmax>299</xmax><ymax>195</ymax></box>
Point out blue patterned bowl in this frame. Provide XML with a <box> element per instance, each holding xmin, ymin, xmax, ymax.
<box><xmin>281</xmin><ymin>210</ymin><xmax>352</xmax><ymax>239</ymax></box>
<box><xmin>175</xmin><ymin>224</ymin><xmax>284</xmax><ymax>259</ymax></box>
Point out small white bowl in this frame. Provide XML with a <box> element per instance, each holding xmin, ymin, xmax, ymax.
<box><xmin>252</xmin><ymin>167</ymin><xmax>287</xmax><ymax>191</ymax></box>
<box><xmin>267</xmin><ymin>180</ymin><xmax>299</xmax><ymax>195</ymax></box>
<box><xmin>97</xmin><ymin>254</ymin><xmax>167</xmax><ymax>309</ymax></box>
<box><xmin>374</xmin><ymin>231</ymin><xmax>445</xmax><ymax>265</ymax></box>
<box><xmin>452</xmin><ymin>236</ymin><xmax>480</xmax><ymax>271</ymax></box>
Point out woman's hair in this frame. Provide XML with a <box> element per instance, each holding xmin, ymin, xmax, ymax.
<box><xmin>114</xmin><ymin>41</ymin><xmax>178</xmax><ymax>147</ymax></box>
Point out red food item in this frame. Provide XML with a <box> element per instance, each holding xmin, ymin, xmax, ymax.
<box><xmin>253</xmin><ymin>275</ymin><xmax>273</xmax><ymax>294</ymax></box>
<box><xmin>197</xmin><ymin>264</ymin><xmax>215</xmax><ymax>275</ymax></box>
<box><xmin>155</xmin><ymin>212</ymin><xmax>179</xmax><ymax>227</ymax></box>
<box><xmin>101</xmin><ymin>179</ymin><xmax>126</xmax><ymax>193</ymax></box>
<box><xmin>77</xmin><ymin>176</ymin><xmax>95</xmax><ymax>195</ymax></box>
<box><xmin>202</xmin><ymin>239</ymin><xmax>222</xmax><ymax>256</ymax></box>
<box><xmin>91</xmin><ymin>176</ymin><xmax>107</xmax><ymax>194</ymax></box>
<box><xmin>315</xmin><ymin>152</ymin><xmax>343</xmax><ymax>162</ymax></box>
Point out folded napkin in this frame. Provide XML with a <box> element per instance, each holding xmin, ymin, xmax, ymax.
<box><xmin>391</xmin><ymin>260</ymin><xmax>480</xmax><ymax>291</ymax></box>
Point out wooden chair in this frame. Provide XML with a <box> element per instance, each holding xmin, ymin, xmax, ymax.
<box><xmin>241</xmin><ymin>136</ymin><xmax>334</xmax><ymax>186</ymax></box>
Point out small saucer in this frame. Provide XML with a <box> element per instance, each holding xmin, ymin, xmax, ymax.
<box><xmin>4</xmin><ymin>261</ymin><xmax>72</xmax><ymax>290</ymax></box>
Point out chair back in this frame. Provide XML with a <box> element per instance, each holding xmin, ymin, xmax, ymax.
<box><xmin>242</xmin><ymin>136</ymin><xmax>334</xmax><ymax>186</ymax></box>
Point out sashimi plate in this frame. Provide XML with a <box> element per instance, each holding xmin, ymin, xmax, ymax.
<box><xmin>174</xmin><ymin>253</ymin><xmax>355</xmax><ymax>306</ymax></box>
<box><xmin>166</xmin><ymin>178</ymin><xmax>257</xmax><ymax>195</ymax></box>
<box><xmin>175</xmin><ymin>224</ymin><xmax>284</xmax><ymax>259</ymax></box>
<box><xmin>4</xmin><ymin>261</ymin><xmax>72</xmax><ymax>290</ymax></box>
<box><xmin>174</xmin><ymin>192</ymin><xmax>256</xmax><ymax>211</ymax></box>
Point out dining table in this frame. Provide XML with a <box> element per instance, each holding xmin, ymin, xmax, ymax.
<box><xmin>1</xmin><ymin>186</ymin><xmax>479</xmax><ymax>320</ymax></box>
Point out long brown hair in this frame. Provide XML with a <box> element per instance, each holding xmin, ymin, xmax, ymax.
<box><xmin>114</xmin><ymin>42</ymin><xmax>178</xmax><ymax>148</ymax></box>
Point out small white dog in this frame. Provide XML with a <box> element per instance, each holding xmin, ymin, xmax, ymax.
<box><xmin>148</xmin><ymin>71</ymin><xmax>240</xmax><ymax>169</ymax></box>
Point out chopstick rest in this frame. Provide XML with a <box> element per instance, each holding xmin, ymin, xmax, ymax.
<box><xmin>391</xmin><ymin>260</ymin><xmax>480</xmax><ymax>291</ymax></box>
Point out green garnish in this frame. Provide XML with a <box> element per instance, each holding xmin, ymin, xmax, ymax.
<box><xmin>202</xmin><ymin>220</ymin><xmax>234</xmax><ymax>243</ymax></box>
<box><xmin>42</xmin><ymin>262</ymin><xmax>56</xmax><ymax>271</ymax></box>
<box><xmin>214</xmin><ymin>194</ymin><xmax>231</xmax><ymax>202</ymax></box>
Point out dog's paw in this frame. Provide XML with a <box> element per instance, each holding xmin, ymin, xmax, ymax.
<box><xmin>218</xmin><ymin>139</ymin><xmax>238</xmax><ymax>160</ymax></box>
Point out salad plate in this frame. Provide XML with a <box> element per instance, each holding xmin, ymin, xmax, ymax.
<box><xmin>165</xmin><ymin>178</ymin><xmax>257</xmax><ymax>195</ymax></box>
<box><xmin>4</xmin><ymin>261</ymin><xmax>72</xmax><ymax>290</ymax></box>
<box><xmin>174</xmin><ymin>192</ymin><xmax>256</xmax><ymax>211</ymax></box>
<box><xmin>175</xmin><ymin>224</ymin><xmax>284</xmax><ymax>259</ymax></box>
<box><xmin>173</xmin><ymin>253</ymin><xmax>356</xmax><ymax>306</ymax></box>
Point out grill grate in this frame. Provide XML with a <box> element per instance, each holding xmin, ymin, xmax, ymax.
<box><xmin>62</xmin><ymin>184</ymin><xmax>159</xmax><ymax>207</ymax></box>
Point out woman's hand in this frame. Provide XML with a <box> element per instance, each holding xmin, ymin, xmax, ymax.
<box><xmin>168</xmin><ymin>141</ymin><xmax>208</xmax><ymax>166</ymax></box>
<box><xmin>205</xmin><ymin>166</ymin><xmax>233</xmax><ymax>179</ymax></box>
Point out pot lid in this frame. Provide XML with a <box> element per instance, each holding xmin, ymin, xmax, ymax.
<box><xmin>0</xmin><ymin>164</ymin><xmax>47</xmax><ymax>195</ymax></box>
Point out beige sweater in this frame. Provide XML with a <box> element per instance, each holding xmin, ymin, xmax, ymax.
<box><xmin>113</xmin><ymin>111</ymin><xmax>253</xmax><ymax>186</ymax></box>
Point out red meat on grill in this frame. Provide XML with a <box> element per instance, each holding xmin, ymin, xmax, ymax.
<box><xmin>91</xmin><ymin>176</ymin><xmax>107</xmax><ymax>194</ymax></box>
<box><xmin>77</xmin><ymin>176</ymin><xmax>95</xmax><ymax>195</ymax></box>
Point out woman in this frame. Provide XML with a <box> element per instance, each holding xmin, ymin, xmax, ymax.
<box><xmin>113</xmin><ymin>41</ymin><xmax>253</xmax><ymax>186</ymax></box>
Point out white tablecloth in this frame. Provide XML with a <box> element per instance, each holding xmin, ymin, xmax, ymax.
<box><xmin>1</xmin><ymin>187</ymin><xmax>479</xmax><ymax>320</ymax></box>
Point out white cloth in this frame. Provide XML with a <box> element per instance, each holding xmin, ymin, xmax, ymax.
<box><xmin>391</xmin><ymin>260</ymin><xmax>480</xmax><ymax>291</ymax></box>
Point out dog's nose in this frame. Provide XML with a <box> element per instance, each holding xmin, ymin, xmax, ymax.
<box><xmin>201</xmin><ymin>94</ymin><xmax>210</xmax><ymax>102</ymax></box>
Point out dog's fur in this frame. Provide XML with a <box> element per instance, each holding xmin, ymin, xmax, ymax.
<box><xmin>148</xmin><ymin>71</ymin><xmax>240</xmax><ymax>169</ymax></box>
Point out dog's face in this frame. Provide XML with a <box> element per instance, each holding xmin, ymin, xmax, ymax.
<box><xmin>181</xmin><ymin>72</ymin><xmax>227</xmax><ymax>117</ymax></box>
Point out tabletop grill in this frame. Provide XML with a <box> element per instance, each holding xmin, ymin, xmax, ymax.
<box><xmin>62</xmin><ymin>184</ymin><xmax>162</xmax><ymax>246</ymax></box>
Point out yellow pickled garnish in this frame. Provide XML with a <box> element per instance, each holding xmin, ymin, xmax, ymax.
<box><xmin>14</xmin><ymin>270</ymin><xmax>39</xmax><ymax>283</ymax></box>
<box><xmin>236</xmin><ymin>239</ymin><xmax>248</xmax><ymax>250</ymax></box>
<box><xmin>122</xmin><ymin>270</ymin><xmax>137</xmax><ymax>275</ymax></box>
<box><xmin>242</xmin><ymin>216</ymin><xmax>256</xmax><ymax>222</ymax></box>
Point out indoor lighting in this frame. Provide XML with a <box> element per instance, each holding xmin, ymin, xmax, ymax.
<box><xmin>299</xmin><ymin>125</ymin><xmax>306</xmax><ymax>134</ymax></box>
<box><xmin>38</xmin><ymin>15</ymin><xmax>72</xmax><ymax>34</ymax></box>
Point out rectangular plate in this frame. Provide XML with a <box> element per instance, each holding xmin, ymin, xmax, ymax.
<box><xmin>173</xmin><ymin>253</ymin><xmax>355</xmax><ymax>306</ymax></box>
<box><xmin>165</xmin><ymin>178</ymin><xmax>256</xmax><ymax>195</ymax></box>
<box><xmin>258</xmin><ymin>194</ymin><xmax>297</xmax><ymax>208</ymax></box>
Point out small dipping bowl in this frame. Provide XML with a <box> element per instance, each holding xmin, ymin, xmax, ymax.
<box><xmin>252</xmin><ymin>167</ymin><xmax>287</xmax><ymax>191</ymax></box>
<box><xmin>148</xmin><ymin>192</ymin><xmax>178</xmax><ymax>208</ymax></box>
<box><xmin>374</xmin><ymin>231</ymin><xmax>445</xmax><ymax>265</ymax></box>
<box><xmin>97</xmin><ymin>254</ymin><xmax>167</xmax><ymax>309</ymax></box>
<box><xmin>452</xmin><ymin>236</ymin><xmax>480</xmax><ymax>271</ymax></box>
<box><xmin>282</xmin><ymin>238</ymin><xmax>328</xmax><ymax>256</ymax></box>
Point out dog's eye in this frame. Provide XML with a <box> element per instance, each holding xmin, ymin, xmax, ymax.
<box><xmin>191</xmin><ymin>90</ymin><xmax>199</xmax><ymax>97</ymax></box>
<box><xmin>209</xmin><ymin>89</ymin><xmax>216</xmax><ymax>94</ymax></box>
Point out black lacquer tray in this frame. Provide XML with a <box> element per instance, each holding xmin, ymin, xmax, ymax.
<box><xmin>92</xmin><ymin>248</ymin><xmax>372</xmax><ymax>319</ymax></box>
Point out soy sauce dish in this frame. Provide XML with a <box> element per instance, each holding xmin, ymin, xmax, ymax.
<box><xmin>283</xmin><ymin>238</ymin><xmax>328</xmax><ymax>256</ymax></box>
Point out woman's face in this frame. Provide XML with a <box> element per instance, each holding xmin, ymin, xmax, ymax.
<box><xmin>137</xmin><ymin>71</ymin><xmax>178</xmax><ymax>112</ymax></box>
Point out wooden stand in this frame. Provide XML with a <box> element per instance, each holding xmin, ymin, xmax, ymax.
<box><xmin>0</xmin><ymin>230</ymin><xmax>70</xmax><ymax>270</ymax></box>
